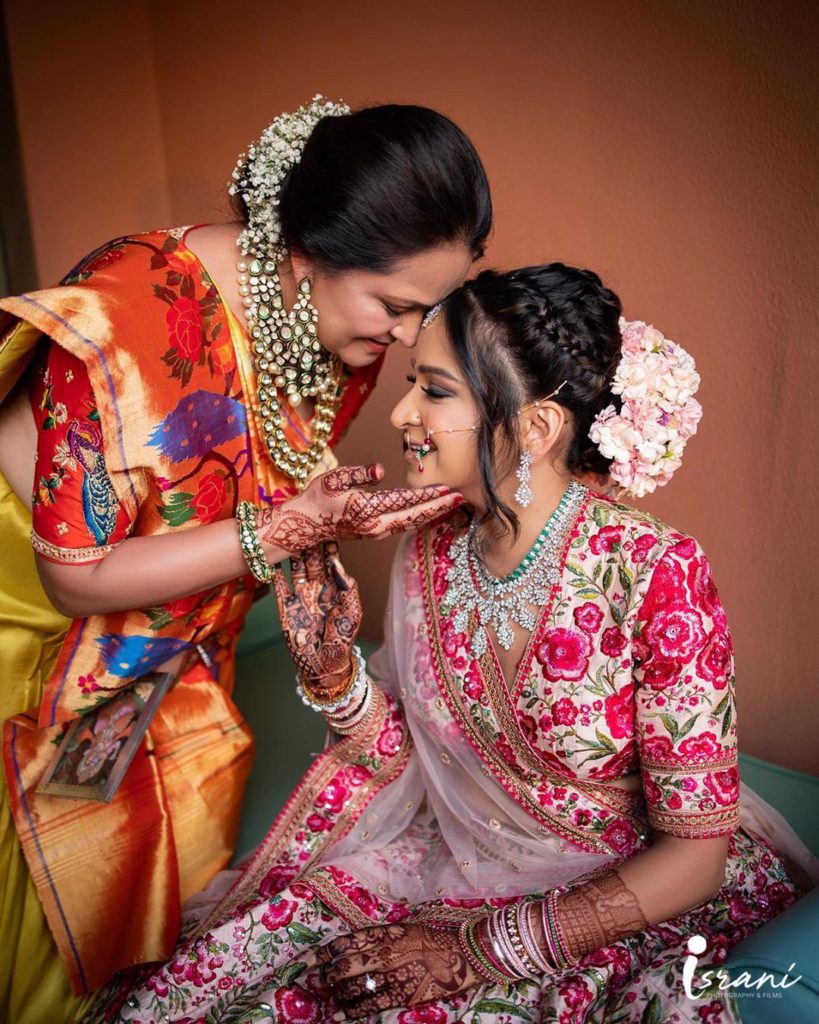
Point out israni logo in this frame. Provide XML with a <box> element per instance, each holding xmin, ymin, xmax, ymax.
<box><xmin>683</xmin><ymin>935</ymin><xmax>802</xmax><ymax>1000</ymax></box>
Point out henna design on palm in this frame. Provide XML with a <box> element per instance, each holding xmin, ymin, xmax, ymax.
<box><xmin>272</xmin><ymin>541</ymin><xmax>363</xmax><ymax>685</ymax></box>
<box><xmin>321</xmin><ymin>923</ymin><xmax>479</xmax><ymax>1017</ymax></box>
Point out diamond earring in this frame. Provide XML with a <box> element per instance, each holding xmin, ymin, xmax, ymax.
<box><xmin>514</xmin><ymin>450</ymin><xmax>534</xmax><ymax>507</ymax></box>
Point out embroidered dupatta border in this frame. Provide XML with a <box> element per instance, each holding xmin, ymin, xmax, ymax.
<box><xmin>200</xmin><ymin>686</ymin><xmax>412</xmax><ymax>931</ymax></box>
<box><xmin>418</xmin><ymin>519</ymin><xmax>648</xmax><ymax>856</ymax></box>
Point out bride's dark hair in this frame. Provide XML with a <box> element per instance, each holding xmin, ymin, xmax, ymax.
<box><xmin>442</xmin><ymin>263</ymin><xmax>623</xmax><ymax>542</ymax></box>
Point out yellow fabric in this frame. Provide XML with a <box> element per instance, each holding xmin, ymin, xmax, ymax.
<box><xmin>0</xmin><ymin>468</ymin><xmax>92</xmax><ymax>1023</ymax></box>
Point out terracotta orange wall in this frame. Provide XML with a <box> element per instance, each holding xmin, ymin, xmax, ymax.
<box><xmin>4</xmin><ymin>0</ymin><xmax>817</xmax><ymax>773</ymax></box>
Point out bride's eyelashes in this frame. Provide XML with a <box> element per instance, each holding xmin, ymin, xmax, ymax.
<box><xmin>405</xmin><ymin>374</ymin><xmax>453</xmax><ymax>400</ymax></box>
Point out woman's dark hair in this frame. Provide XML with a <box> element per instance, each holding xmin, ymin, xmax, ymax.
<box><xmin>442</xmin><ymin>263</ymin><xmax>623</xmax><ymax>543</ymax></box>
<box><xmin>233</xmin><ymin>104</ymin><xmax>492</xmax><ymax>271</ymax></box>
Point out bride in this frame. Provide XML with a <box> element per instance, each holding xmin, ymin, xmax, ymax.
<box><xmin>97</xmin><ymin>263</ymin><xmax>818</xmax><ymax>1023</ymax></box>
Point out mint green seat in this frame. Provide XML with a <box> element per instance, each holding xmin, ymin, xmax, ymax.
<box><xmin>726</xmin><ymin>886</ymin><xmax>819</xmax><ymax>1023</ymax></box>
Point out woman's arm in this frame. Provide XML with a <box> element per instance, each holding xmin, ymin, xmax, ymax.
<box><xmin>37</xmin><ymin>465</ymin><xmax>458</xmax><ymax>618</ymax></box>
<box><xmin>20</xmin><ymin>341</ymin><xmax>457</xmax><ymax>618</ymax></box>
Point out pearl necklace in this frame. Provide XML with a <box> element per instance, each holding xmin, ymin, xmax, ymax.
<box><xmin>443</xmin><ymin>482</ymin><xmax>587</xmax><ymax>655</ymax></box>
<box><xmin>237</xmin><ymin>257</ymin><xmax>341</xmax><ymax>487</ymax></box>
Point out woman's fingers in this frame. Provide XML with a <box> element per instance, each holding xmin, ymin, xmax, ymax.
<box><xmin>376</xmin><ymin>492</ymin><xmax>463</xmax><ymax>536</ymax></box>
<box><xmin>321</xmin><ymin>463</ymin><xmax>384</xmax><ymax>494</ymax></box>
<box><xmin>324</xmin><ymin>542</ymin><xmax>356</xmax><ymax>592</ymax></box>
<box><xmin>290</xmin><ymin>552</ymin><xmax>307</xmax><ymax>585</ymax></box>
<box><xmin>303</xmin><ymin>544</ymin><xmax>327</xmax><ymax>583</ymax></box>
<box><xmin>271</xmin><ymin>565</ymin><xmax>293</xmax><ymax>606</ymax></box>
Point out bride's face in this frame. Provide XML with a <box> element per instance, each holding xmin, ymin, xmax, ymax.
<box><xmin>390</xmin><ymin>318</ymin><xmax>485</xmax><ymax>504</ymax></box>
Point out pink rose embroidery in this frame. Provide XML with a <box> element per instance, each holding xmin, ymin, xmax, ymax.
<box><xmin>398</xmin><ymin>1007</ymin><xmax>448</xmax><ymax>1024</ymax></box>
<box><xmin>644</xmin><ymin>604</ymin><xmax>706</xmax><ymax>661</ymax></box>
<box><xmin>632</xmin><ymin>533</ymin><xmax>658</xmax><ymax>563</ymax></box>
<box><xmin>641</xmin><ymin>735</ymin><xmax>676</xmax><ymax>762</ymax></box>
<box><xmin>536</xmin><ymin>627</ymin><xmax>591</xmax><ymax>682</ymax></box>
<box><xmin>573</xmin><ymin>602</ymin><xmax>603</xmax><ymax>634</ymax></box>
<box><xmin>601</xmin><ymin>626</ymin><xmax>627</xmax><ymax>657</ymax></box>
<box><xmin>261</xmin><ymin>897</ymin><xmax>298</xmax><ymax>931</ymax></box>
<box><xmin>258</xmin><ymin>864</ymin><xmax>298</xmax><ymax>898</ymax></box>
<box><xmin>376</xmin><ymin>723</ymin><xmax>404</xmax><ymax>757</ymax></box>
<box><xmin>315</xmin><ymin>778</ymin><xmax>351</xmax><ymax>816</ymax></box>
<box><xmin>274</xmin><ymin>984</ymin><xmax>320</xmax><ymax>1024</ymax></box>
<box><xmin>641</xmin><ymin>555</ymin><xmax>686</xmax><ymax>617</ymax></box>
<box><xmin>589</xmin><ymin>526</ymin><xmax>624</xmax><ymax>554</ymax></box>
<box><xmin>670</xmin><ymin>536</ymin><xmax>698</xmax><ymax>560</ymax></box>
<box><xmin>697</xmin><ymin>630</ymin><xmax>733</xmax><ymax>690</ymax></box>
<box><xmin>641</xmin><ymin>657</ymin><xmax>681</xmax><ymax>691</ymax></box>
<box><xmin>601</xmin><ymin>819</ymin><xmax>639</xmax><ymax>856</ymax></box>
<box><xmin>678</xmin><ymin>732</ymin><xmax>721</xmax><ymax>761</ymax></box>
<box><xmin>604</xmin><ymin>684</ymin><xmax>634</xmax><ymax>739</ymax></box>
<box><xmin>704</xmin><ymin>766</ymin><xmax>739</xmax><ymax>807</ymax></box>
<box><xmin>551</xmin><ymin>697</ymin><xmax>579</xmax><ymax>727</ymax></box>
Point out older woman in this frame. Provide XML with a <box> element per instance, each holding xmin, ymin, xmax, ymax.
<box><xmin>0</xmin><ymin>96</ymin><xmax>490</xmax><ymax>1019</ymax></box>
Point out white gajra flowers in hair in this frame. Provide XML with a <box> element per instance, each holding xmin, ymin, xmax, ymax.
<box><xmin>589</xmin><ymin>318</ymin><xmax>702</xmax><ymax>498</ymax></box>
<box><xmin>229</xmin><ymin>95</ymin><xmax>350</xmax><ymax>260</ymax></box>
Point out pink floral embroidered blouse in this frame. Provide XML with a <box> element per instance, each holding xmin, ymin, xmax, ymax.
<box><xmin>415</xmin><ymin>489</ymin><xmax>739</xmax><ymax>856</ymax></box>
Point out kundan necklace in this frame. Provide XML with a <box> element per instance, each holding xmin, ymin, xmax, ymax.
<box><xmin>237</xmin><ymin>256</ymin><xmax>342</xmax><ymax>487</ymax></box>
<box><xmin>443</xmin><ymin>481</ymin><xmax>587</xmax><ymax>655</ymax></box>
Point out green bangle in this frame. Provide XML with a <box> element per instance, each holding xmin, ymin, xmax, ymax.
<box><xmin>237</xmin><ymin>500</ymin><xmax>274</xmax><ymax>583</ymax></box>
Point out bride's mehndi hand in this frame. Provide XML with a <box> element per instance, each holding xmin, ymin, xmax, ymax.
<box><xmin>256</xmin><ymin>463</ymin><xmax>462</xmax><ymax>555</ymax></box>
<box><xmin>272</xmin><ymin>541</ymin><xmax>362</xmax><ymax>686</ymax></box>
<box><xmin>320</xmin><ymin>923</ymin><xmax>480</xmax><ymax>1018</ymax></box>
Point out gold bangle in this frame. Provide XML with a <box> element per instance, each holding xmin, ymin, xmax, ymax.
<box><xmin>237</xmin><ymin>501</ymin><xmax>274</xmax><ymax>583</ymax></box>
<box><xmin>299</xmin><ymin>656</ymin><xmax>356</xmax><ymax>706</ymax></box>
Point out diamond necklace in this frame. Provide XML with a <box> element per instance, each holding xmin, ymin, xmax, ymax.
<box><xmin>443</xmin><ymin>481</ymin><xmax>587</xmax><ymax>655</ymax></box>
<box><xmin>237</xmin><ymin>256</ymin><xmax>342</xmax><ymax>487</ymax></box>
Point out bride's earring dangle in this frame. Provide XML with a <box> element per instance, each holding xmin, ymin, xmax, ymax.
<box><xmin>514</xmin><ymin>450</ymin><xmax>534</xmax><ymax>507</ymax></box>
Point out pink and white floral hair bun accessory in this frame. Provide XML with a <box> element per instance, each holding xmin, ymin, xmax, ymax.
<box><xmin>588</xmin><ymin>317</ymin><xmax>702</xmax><ymax>498</ymax></box>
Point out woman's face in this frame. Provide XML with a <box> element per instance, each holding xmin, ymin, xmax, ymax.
<box><xmin>390</xmin><ymin>318</ymin><xmax>486</xmax><ymax>505</ymax></box>
<box><xmin>302</xmin><ymin>243</ymin><xmax>474</xmax><ymax>369</ymax></box>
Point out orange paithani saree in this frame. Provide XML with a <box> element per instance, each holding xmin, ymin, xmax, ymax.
<box><xmin>0</xmin><ymin>228</ymin><xmax>383</xmax><ymax>1009</ymax></box>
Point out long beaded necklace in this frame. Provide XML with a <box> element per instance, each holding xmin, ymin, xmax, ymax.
<box><xmin>444</xmin><ymin>481</ymin><xmax>587</xmax><ymax>655</ymax></box>
<box><xmin>237</xmin><ymin>256</ymin><xmax>342</xmax><ymax>487</ymax></box>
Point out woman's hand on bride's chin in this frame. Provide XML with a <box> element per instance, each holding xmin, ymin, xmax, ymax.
<box><xmin>318</xmin><ymin>922</ymin><xmax>480</xmax><ymax>1017</ymax></box>
<box><xmin>272</xmin><ymin>541</ymin><xmax>363</xmax><ymax>687</ymax></box>
<box><xmin>256</xmin><ymin>463</ymin><xmax>463</xmax><ymax>554</ymax></box>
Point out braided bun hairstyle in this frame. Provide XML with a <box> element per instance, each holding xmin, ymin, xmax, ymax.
<box><xmin>442</xmin><ymin>263</ymin><xmax>623</xmax><ymax>541</ymax></box>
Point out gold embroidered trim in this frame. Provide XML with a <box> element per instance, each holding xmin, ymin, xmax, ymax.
<box><xmin>649</xmin><ymin>804</ymin><xmax>739</xmax><ymax>838</ymax></box>
<box><xmin>641</xmin><ymin>752</ymin><xmax>737</xmax><ymax>772</ymax></box>
<box><xmin>202</xmin><ymin>686</ymin><xmax>412</xmax><ymax>929</ymax></box>
<box><xmin>30</xmin><ymin>529</ymin><xmax>114</xmax><ymax>564</ymax></box>
<box><xmin>304</xmin><ymin>871</ymin><xmax>374</xmax><ymax>931</ymax></box>
<box><xmin>419</xmin><ymin>526</ymin><xmax>649</xmax><ymax>856</ymax></box>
